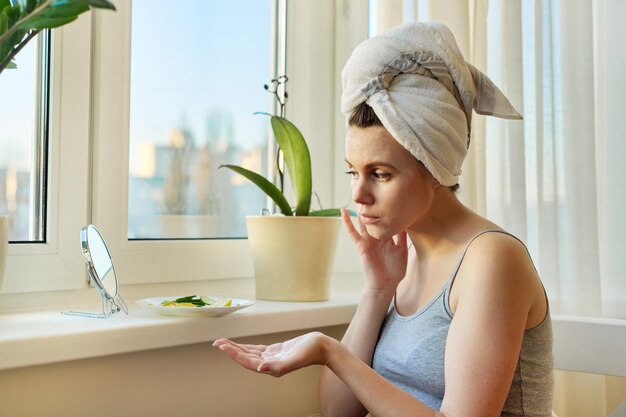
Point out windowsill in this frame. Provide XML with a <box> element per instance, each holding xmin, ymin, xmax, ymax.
<box><xmin>0</xmin><ymin>273</ymin><xmax>364</xmax><ymax>371</ymax></box>
<box><xmin>2</xmin><ymin>273</ymin><xmax>625</xmax><ymax>377</ymax></box>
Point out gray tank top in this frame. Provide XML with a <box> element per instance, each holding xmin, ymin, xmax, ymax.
<box><xmin>372</xmin><ymin>230</ymin><xmax>554</xmax><ymax>416</ymax></box>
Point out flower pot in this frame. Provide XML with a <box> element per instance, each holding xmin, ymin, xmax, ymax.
<box><xmin>246</xmin><ymin>215</ymin><xmax>341</xmax><ymax>301</ymax></box>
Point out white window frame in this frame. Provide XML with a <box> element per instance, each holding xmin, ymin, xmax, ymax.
<box><xmin>3</xmin><ymin>17</ymin><xmax>92</xmax><ymax>293</ymax></box>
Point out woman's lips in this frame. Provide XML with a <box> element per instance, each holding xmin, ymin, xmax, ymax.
<box><xmin>359</xmin><ymin>214</ymin><xmax>381</xmax><ymax>225</ymax></box>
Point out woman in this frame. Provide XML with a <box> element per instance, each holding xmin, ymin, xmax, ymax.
<box><xmin>213</xmin><ymin>22</ymin><xmax>553</xmax><ymax>417</ymax></box>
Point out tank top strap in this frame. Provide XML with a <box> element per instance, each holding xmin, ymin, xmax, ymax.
<box><xmin>442</xmin><ymin>229</ymin><xmax>516</xmax><ymax>317</ymax></box>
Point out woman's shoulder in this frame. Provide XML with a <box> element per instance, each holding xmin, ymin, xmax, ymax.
<box><xmin>451</xmin><ymin>228</ymin><xmax>547</xmax><ymax>328</ymax></box>
<box><xmin>470</xmin><ymin>227</ymin><xmax>527</xmax><ymax>251</ymax></box>
<box><xmin>460</xmin><ymin>229</ymin><xmax>536</xmax><ymax>281</ymax></box>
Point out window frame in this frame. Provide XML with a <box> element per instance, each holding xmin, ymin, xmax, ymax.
<box><xmin>3</xmin><ymin>16</ymin><xmax>92</xmax><ymax>293</ymax></box>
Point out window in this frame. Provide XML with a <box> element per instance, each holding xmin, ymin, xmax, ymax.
<box><xmin>127</xmin><ymin>0</ymin><xmax>271</xmax><ymax>239</ymax></box>
<box><xmin>91</xmin><ymin>0</ymin><xmax>350</xmax><ymax>285</ymax></box>
<box><xmin>3</xmin><ymin>1</ymin><xmax>363</xmax><ymax>292</ymax></box>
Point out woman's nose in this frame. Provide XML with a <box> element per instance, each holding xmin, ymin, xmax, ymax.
<box><xmin>352</xmin><ymin>179</ymin><xmax>374</xmax><ymax>205</ymax></box>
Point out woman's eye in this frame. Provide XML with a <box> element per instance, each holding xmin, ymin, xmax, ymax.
<box><xmin>373</xmin><ymin>172</ymin><xmax>390</xmax><ymax>180</ymax></box>
<box><xmin>345</xmin><ymin>170</ymin><xmax>389</xmax><ymax>181</ymax></box>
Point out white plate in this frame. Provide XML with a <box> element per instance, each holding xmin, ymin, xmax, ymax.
<box><xmin>136</xmin><ymin>296</ymin><xmax>253</xmax><ymax>317</ymax></box>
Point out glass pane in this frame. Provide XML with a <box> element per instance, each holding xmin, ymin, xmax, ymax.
<box><xmin>0</xmin><ymin>35</ymin><xmax>47</xmax><ymax>243</ymax></box>
<box><xmin>128</xmin><ymin>0</ymin><xmax>272</xmax><ymax>239</ymax></box>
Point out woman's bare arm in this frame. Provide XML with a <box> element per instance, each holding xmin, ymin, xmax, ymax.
<box><xmin>439</xmin><ymin>233</ymin><xmax>542</xmax><ymax>416</ymax></box>
<box><xmin>318</xmin><ymin>288</ymin><xmax>395</xmax><ymax>417</ymax></box>
<box><xmin>319</xmin><ymin>209</ymin><xmax>408</xmax><ymax>417</ymax></box>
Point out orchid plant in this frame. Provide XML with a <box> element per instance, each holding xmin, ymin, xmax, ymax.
<box><xmin>220</xmin><ymin>77</ymin><xmax>346</xmax><ymax>217</ymax></box>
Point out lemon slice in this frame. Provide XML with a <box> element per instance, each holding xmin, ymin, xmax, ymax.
<box><xmin>213</xmin><ymin>298</ymin><xmax>232</xmax><ymax>307</ymax></box>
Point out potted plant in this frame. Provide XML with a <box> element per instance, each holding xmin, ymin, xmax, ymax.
<box><xmin>0</xmin><ymin>0</ymin><xmax>116</xmax><ymax>75</ymax></box>
<box><xmin>220</xmin><ymin>77</ymin><xmax>347</xmax><ymax>302</ymax></box>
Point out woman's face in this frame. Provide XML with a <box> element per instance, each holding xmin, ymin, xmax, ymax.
<box><xmin>345</xmin><ymin>126</ymin><xmax>436</xmax><ymax>240</ymax></box>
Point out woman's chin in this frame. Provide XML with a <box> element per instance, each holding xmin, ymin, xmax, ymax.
<box><xmin>365</xmin><ymin>224</ymin><xmax>394</xmax><ymax>240</ymax></box>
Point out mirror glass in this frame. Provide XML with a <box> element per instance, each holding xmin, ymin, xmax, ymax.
<box><xmin>63</xmin><ymin>225</ymin><xmax>128</xmax><ymax>318</ymax></box>
<box><xmin>85</xmin><ymin>226</ymin><xmax>117</xmax><ymax>297</ymax></box>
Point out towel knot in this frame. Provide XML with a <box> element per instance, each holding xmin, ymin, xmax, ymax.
<box><xmin>361</xmin><ymin>50</ymin><xmax>470</xmax><ymax>133</ymax></box>
<box><xmin>341</xmin><ymin>22</ymin><xmax>522</xmax><ymax>186</ymax></box>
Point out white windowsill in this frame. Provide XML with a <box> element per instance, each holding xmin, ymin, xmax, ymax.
<box><xmin>0</xmin><ymin>274</ymin><xmax>363</xmax><ymax>371</ymax></box>
<box><xmin>2</xmin><ymin>273</ymin><xmax>625</xmax><ymax>378</ymax></box>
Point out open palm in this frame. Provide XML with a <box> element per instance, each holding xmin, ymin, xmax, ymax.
<box><xmin>213</xmin><ymin>332</ymin><xmax>329</xmax><ymax>378</ymax></box>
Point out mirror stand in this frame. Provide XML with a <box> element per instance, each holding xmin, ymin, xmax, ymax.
<box><xmin>63</xmin><ymin>293</ymin><xmax>128</xmax><ymax>319</ymax></box>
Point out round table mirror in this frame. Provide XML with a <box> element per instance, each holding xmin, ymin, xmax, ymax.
<box><xmin>63</xmin><ymin>225</ymin><xmax>128</xmax><ymax>318</ymax></box>
<box><xmin>84</xmin><ymin>225</ymin><xmax>118</xmax><ymax>298</ymax></box>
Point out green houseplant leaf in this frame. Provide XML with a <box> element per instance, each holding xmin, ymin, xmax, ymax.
<box><xmin>309</xmin><ymin>208</ymin><xmax>342</xmax><ymax>217</ymax></box>
<box><xmin>51</xmin><ymin>0</ymin><xmax>115</xmax><ymax>9</ymax></box>
<box><xmin>0</xmin><ymin>0</ymin><xmax>115</xmax><ymax>75</ymax></box>
<box><xmin>0</xmin><ymin>0</ymin><xmax>11</xmax><ymax>12</ymax></box>
<box><xmin>309</xmin><ymin>208</ymin><xmax>357</xmax><ymax>217</ymax></box>
<box><xmin>21</xmin><ymin>2</ymin><xmax>89</xmax><ymax>29</ymax></box>
<box><xmin>270</xmin><ymin>115</ymin><xmax>312</xmax><ymax>216</ymax></box>
<box><xmin>221</xmin><ymin>78</ymin><xmax>348</xmax><ymax>218</ymax></box>
<box><xmin>219</xmin><ymin>164</ymin><xmax>293</xmax><ymax>216</ymax></box>
<box><xmin>22</xmin><ymin>15</ymin><xmax>78</xmax><ymax>29</ymax></box>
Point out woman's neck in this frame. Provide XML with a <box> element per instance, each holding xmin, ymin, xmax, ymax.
<box><xmin>407</xmin><ymin>188</ymin><xmax>478</xmax><ymax>256</ymax></box>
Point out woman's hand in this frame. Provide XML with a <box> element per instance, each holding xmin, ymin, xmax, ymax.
<box><xmin>212</xmin><ymin>332</ymin><xmax>332</xmax><ymax>378</ymax></box>
<box><xmin>342</xmin><ymin>208</ymin><xmax>408</xmax><ymax>293</ymax></box>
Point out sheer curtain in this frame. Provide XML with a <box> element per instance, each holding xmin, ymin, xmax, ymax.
<box><xmin>372</xmin><ymin>0</ymin><xmax>626</xmax><ymax>320</ymax></box>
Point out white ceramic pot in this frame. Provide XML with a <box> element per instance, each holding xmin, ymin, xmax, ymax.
<box><xmin>246</xmin><ymin>215</ymin><xmax>341</xmax><ymax>301</ymax></box>
<box><xmin>0</xmin><ymin>216</ymin><xmax>9</xmax><ymax>292</ymax></box>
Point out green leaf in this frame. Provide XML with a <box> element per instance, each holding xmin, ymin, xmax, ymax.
<box><xmin>219</xmin><ymin>164</ymin><xmax>293</xmax><ymax>216</ymax></box>
<box><xmin>270</xmin><ymin>116</ymin><xmax>312</xmax><ymax>216</ymax></box>
<box><xmin>0</xmin><ymin>30</ymin><xmax>26</xmax><ymax>65</ymax></box>
<box><xmin>41</xmin><ymin>2</ymin><xmax>89</xmax><ymax>19</ymax></box>
<box><xmin>309</xmin><ymin>208</ymin><xmax>357</xmax><ymax>217</ymax></box>
<box><xmin>0</xmin><ymin>11</ymin><xmax>7</xmax><ymax>35</ymax></box>
<box><xmin>52</xmin><ymin>0</ymin><xmax>116</xmax><ymax>11</ymax></box>
<box><xmin>82</xmin><ymin>0</ymin><xmax>116</xmax><ymax>10</ymax></box>
<box><xmin>0</xmin><ymin>1</ymin><xmax>11</xmax><ymax>13</ymax></box>
<box><xmin>309</xmin><ymin>209</ymin><xmax>341</xmax><ymax>217</ymax></box>
<box><xmin>25</xmin><ymin>0</ymin><xmax>37</xmax><ymax>13</ymax></box>
<box><xmin>4</xmin><ymin>4</ymin><xmax>21</xmax><ymax>28</ymax></box>
<box><xmin>0</xmin><ymin>7</ymin><xmax>20</xmax><ymax>51</ymax></box>
<box><xmin>21</xmin><ymin>14</ymin><xmax>77</xmax><ymax>29</ymax></box>
<box><xmin>6</xmin><ymin>58</ymin><xmax>15</xmax><ymax>68</ymax></box>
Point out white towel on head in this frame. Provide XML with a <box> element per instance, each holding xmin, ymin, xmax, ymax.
<box><xmin>341</xmin><ymin>21</ymin><xmax>521</xmax><ymax>186</ymax></box>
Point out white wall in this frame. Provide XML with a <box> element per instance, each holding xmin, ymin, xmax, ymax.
<box><xmin>0</xmin><ymin>326</ymin><xmax>346</xmax><ymax>417</ymax></box>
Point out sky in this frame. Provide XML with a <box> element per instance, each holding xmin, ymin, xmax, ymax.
<box><xmin>0</xmin><ymin>40</ymin><xmax>36</xmax><ymax>170</ymax></box>
<box><xmin>129</xmin><ymin>0</ymin><xmax>272</xmax><ymax>154</ymax></box>
<box><xmin>0</xmin><ymin>0</ymin><xmax>272</xmax><ymax>171</ymax></box>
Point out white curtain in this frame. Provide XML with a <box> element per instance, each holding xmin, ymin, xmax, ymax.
<box><xmin>372</xmin><ymin>0</ymin><xmax>626</xmax><ymax>320</ymax></box>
